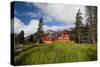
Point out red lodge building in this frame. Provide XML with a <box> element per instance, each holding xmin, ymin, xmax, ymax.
<box><xmin>41</xmin><ymin>31</ymin><xmax>70</xmax><ymax>43</ymax></box>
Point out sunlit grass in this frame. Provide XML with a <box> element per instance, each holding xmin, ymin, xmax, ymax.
<box><xmin>14</xmin><ymin>42</ymin><xmax>97</xmax><ymax>65</ymax></box>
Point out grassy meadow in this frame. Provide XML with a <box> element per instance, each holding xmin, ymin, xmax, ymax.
<box><xmin>14</xmin><ymin>42</ymin><xmax>97</xmax><ymax>65</ymax></box>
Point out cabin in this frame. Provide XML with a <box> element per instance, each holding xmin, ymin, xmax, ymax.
<box><xmin>41</xmin><ymin>31</ymin><xmax>70</xmax><ymax>43</ymax></box>
<box><xmin>32</xmin><ymin>31</ymin><xmax>71</xmax><ymax>44</ymax></box>
<box><xmin>57</xmin><ymin>31</ymin><xmax>70</xmax><ymax>42</ymax></box>
<box><xmin>42</xmin><ymin>36</ymin><xmax>52</xmax><ymax>43</ymax></box>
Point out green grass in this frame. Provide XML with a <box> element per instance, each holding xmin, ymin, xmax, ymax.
<box><xmin>14</xmin><ymin>42</ymin><xmax>97</xmax><ymax>65</ymax></box>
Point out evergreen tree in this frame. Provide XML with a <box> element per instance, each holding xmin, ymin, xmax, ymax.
<box><xmin>18</xmin><ymin>30</ymin><xmax>24</xmax><ymax>44</ymax></box>
<box><xmin>85</xmin><ymin>6</ymin><xmax>97</xmax><ymax>44</ymax></box>
<box><xmin>29</xmin><ymin>34</ymin><xmax>33</xmax><ymax>42</ymax></box>
<box><xmin>34</xmin><ymin>18</ymin><xmax>44</xmax><ymax>43</ymax></box>
<box><xmin>75</xmin><ymin>9</ymin><xmax>83</xmax><ymax>43</ymax></box>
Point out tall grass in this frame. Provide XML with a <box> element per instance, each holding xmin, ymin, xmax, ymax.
<box><xmin>15</xmin><ymin>42</ymin><xmax>97</xmax><ymax>65</ymax></box>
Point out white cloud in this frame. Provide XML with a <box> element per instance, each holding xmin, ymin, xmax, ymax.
<box><xmin>34</xmin><ymin>3</ymin><xmax>85</xmax><ymax>23</ymax></box>
<box><xmin>23</xmin><ymin>19</ymin><xmax>39</xmax><ymax>37</ymax></box>
<box><xmin>13</xmin><ymin>17</ymin><xmax>25</xmax><ymax>33</ymax></box>
<box><xmin>43</xmin><ymin>25</ymin><xmax>66</xmax><ymax>31</ymax></box>
<box><xmin>13</xmin><ymin>17</ymin><xmax>74</xmax><ymax>37</ymax></box>
<box><xmin>13</xmin><ymin>17</ymin><xmax>39</xmax><ymax>37</ymax></box>
<box><xmin>43</xmin><ymin>24</ymin><xmax>74</xmax><ymax>32</ymax></box>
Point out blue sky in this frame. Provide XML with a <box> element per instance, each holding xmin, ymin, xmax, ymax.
<box><xmin>14</xmin><ymin>1</ymin><xmax>66</xmax><ymax>26</ymax></box>
<box><xmin>12</xmin><ymin>1</ymin><xmax>85</xmax><ymax>36</ymax></box>
<box><xmin>14</xmin><ymin>1</ymin><xmax>42</xmax><ymax>25</ymax></box>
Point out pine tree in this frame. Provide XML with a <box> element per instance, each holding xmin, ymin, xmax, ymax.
<box><xmin>34</xmin><ymin>18</ymin><xmax>44</xmax><ymax>43</ymax></box>
<box><xmin>29</xmin><ymin>35</ymin><xmax>33</xmax><ymax>42</ymax></box>
<box><xmin>18</xmin><ymin>30</ymin><xmax>24</xmax><ymax>44</ymax></box>
<box><xmin>85</xmin><ymin>6</ymin><xmax>97</xmax><ymax>44</ymax></box>
<box><xmin>75</xmin><ymin>9</ymin><xmax>83</xmax><ymax>43</ymax></box>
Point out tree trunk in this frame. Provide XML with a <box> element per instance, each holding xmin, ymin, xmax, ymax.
<box><xmin>92</xmin><ymin>33</ymin><xmax>96</xmax><ymax>44</ymax></box>
<box><xmin>78</xmin><ymin>35</ymin><xmax>81</xmax><ymax>43</ymax></box>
